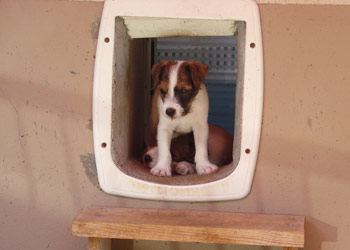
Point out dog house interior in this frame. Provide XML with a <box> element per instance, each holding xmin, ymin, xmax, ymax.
<box><xmin>109</xmin><ymin>17</ymin><xmax>245</xmax><ymax>185</ymax></box>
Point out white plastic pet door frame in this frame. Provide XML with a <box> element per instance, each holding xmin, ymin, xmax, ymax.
<box><xmin>93</xmin><ymin>0</ymin><xmax>263</xmax><ymax>201</ymax></box>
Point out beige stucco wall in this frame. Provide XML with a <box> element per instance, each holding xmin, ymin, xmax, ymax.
<box><xmin>1</xmin><ymin>1</ymin><xmax>349</xmax><ymax>250</ymax></box>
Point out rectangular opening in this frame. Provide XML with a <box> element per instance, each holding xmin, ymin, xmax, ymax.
<box><xmin>110</xmin><ymin>17</ymin><xmax>245</xmax><ymax>186</ymax></box>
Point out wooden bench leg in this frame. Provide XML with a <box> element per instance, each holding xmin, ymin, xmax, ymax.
<box><xmin>88</xmin><ymin>237</ymin><xmax>111</xmax><ymax>250</ymax></box>
<box><xmin>283</xmin><ymin>247</ymin><xmax>298</xmax><ymax>250</ymax></box>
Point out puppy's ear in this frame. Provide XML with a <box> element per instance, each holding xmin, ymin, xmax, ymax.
<box><xmin>186</xmin><ymin>61</ymin><xmax>208</xmax><ymax>87</ymax></box>
<box><xmin>151</xmin><ymin>61</ymin><xmax>168</xmax><ymax>87</ymax></box>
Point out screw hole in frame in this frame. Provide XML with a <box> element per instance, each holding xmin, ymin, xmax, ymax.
<box><xmin>250</xmin><ymin>42</ymin><xmax>256</xmax><ymax>48</ymax></box>
<box><xmin>101</xmin><ymin>142</ymin><xmax>107</xmax><ymax>148</ymax></box>
<box><xmin>104</xmin><ymin>37</ymin><xmax>110</xmax><ymax>43</ymax></box>
<box><xmin>245</xmin><ymin>148</ymin><xmax>251</xmax><ymax>154</ymax></box>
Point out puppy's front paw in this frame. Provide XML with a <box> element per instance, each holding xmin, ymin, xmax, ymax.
<box><xmin>174</xmin><ymin>161</ymin><xmax>195</xmax><ymax>175</ymax></box>
<box><xmin>150</xmin><ymin>164</ymin><xmax>172</xmax><ymax>177</ymax></box>
<box><xmin>196</xmin><ymin>162</ymin><xmax>218</xmax><ymax>175</ymax></box>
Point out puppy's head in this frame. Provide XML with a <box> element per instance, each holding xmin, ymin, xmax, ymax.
<box><xmin>151</xmin><ymin>60</ymin><xmax>208</xmax><ymax>118</ymax></box>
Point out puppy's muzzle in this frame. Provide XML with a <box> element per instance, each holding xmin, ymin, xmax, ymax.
<box><xmin>165</xmin><ymin>108</ymin><xmax>176</xmax><ymax>118</ymax></box>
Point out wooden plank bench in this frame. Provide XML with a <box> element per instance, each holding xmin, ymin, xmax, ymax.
<box><xmin>72</xmin><ymin>206</ymin><xmax>305</xmax><ymax>250</ymax></box>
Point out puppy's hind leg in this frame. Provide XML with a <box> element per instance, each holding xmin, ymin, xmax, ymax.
<box><xmin>143</xmin><ymin>146</ymin><xmax>158</xmax><ymax>169</ymax></box>
<box><xmin>173</xmin><ymin>161</ymin><xmax>195</xmax><ymax>175</ymax></box>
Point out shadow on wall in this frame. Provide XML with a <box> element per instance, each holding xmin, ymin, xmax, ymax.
<box><xmin>253</xmin><ymin>133</ymin><xmax>343</xmax><ymax>248</ymax></box>
<box><xmin>306</xmin><ymin>217</ymin><xmax>337</xmax><ymax>249</ymax></box>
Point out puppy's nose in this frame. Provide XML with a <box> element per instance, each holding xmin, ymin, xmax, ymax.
<box><xmin>166</xmin><ymin>108</ymin><xmax>176</xmax><ymax>117</ymax></box>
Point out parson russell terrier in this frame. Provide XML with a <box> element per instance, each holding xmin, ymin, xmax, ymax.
<box><xmin>143</xmin><ymin>60</ymin><xmax>233</xmax><ymax>177</ymax></box>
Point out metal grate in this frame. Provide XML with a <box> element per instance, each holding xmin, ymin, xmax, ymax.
<box><xmin>155</xmin><ymin>36</ymin><xmax>237</xmax><ymax>135</ymax></box>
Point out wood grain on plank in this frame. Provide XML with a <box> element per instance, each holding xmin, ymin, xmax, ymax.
<box><xmin>72</xmin><ymin>206</ymin><xmax>304</xmax><ymax>248</ymax></box>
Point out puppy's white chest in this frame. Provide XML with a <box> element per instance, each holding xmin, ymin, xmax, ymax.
<box><xmin>174</xmin><ymin>120</ymin><xmax>193</xmax><ymax>134</ymax></box>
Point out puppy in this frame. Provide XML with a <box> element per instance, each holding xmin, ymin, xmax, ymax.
<box><xmin>147</xmin><ymin>60</ymin><xmax>219</xmax><ymax>177</ymax></box>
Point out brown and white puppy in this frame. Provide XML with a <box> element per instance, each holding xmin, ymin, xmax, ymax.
<box><xmin>147</xmin><ymin>60</ymin><xmax>219</xmax><ymax>177</ymax></box>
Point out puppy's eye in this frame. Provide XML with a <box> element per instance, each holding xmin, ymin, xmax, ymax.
<box><xmin>160</xmin><ymin>89</ymin><xmax>166</xmax><ymax>95</ymax></box>
<box><xmin>181</xmin><ymin>89</ymin><xmax>188</xmax><ymax>94</ymax></box>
